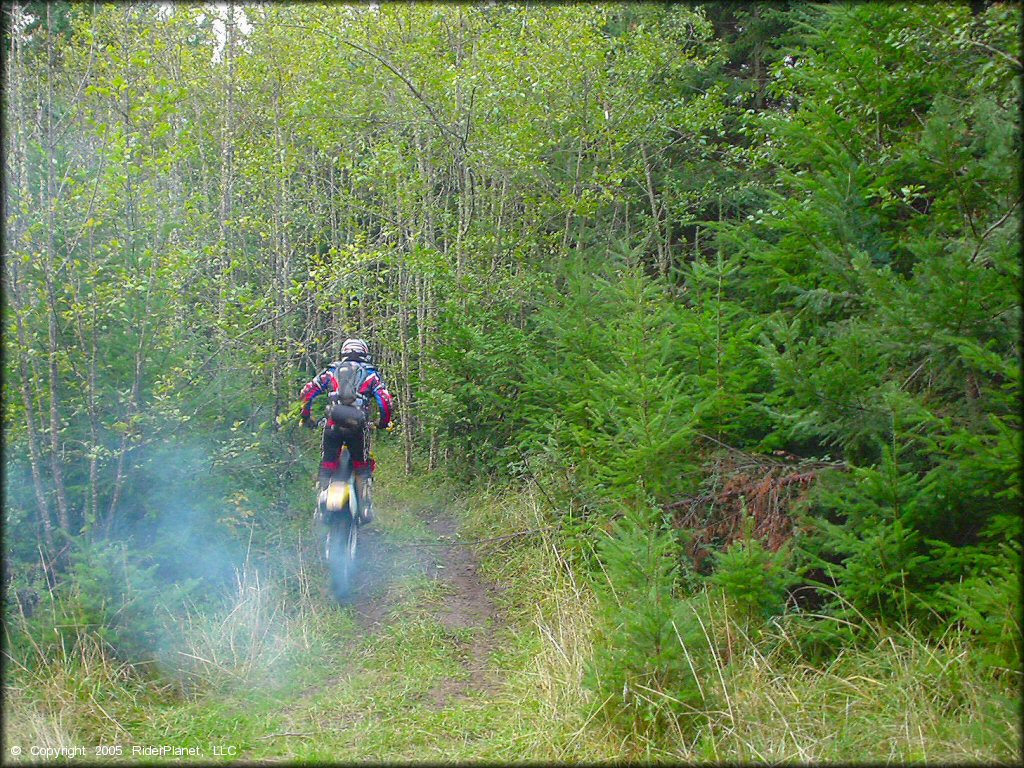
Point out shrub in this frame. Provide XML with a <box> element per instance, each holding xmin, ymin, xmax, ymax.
<box><xmin>11</xmin><ymin>540</ymin><xmax>196</xmax><ymax>671</ymax></box>
<box><xmin>710</xmin><ymin>514</ymin><xmax>794</xmax><ymax>626</ymax></box>
<box><xmin>585</xmin><ymin>502</ymin><xmax>711</xmax><ymax>737</ymax></box>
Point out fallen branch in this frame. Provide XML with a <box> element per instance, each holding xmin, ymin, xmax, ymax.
<box><xmin>694</xmin><ymin>432</ymin><xmax>786</xmax><ymax>468</ymax></box>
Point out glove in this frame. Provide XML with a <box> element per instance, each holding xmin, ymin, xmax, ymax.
<box><xmin>384</xmin><ymin>420</ymin><xmax>395</xmax><ymax>434</ymax></box>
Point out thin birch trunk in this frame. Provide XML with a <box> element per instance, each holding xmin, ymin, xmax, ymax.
<box><xmin>6</xmin><ymin>263</ymin><xmax>57</xmax><ymax>552</ymax></box>
<box><xmin>44</xmin><ymin>6</ymin><xmax>71</xmax><ymax>534</ymax></box>
<box><xmin>398</xmin><ymin>266</ymin><xmax>415</xmax><ymax>475</ymax></box>
<box><xmin>217</xmin><ymin>2</ymin><xmax>236</xmax><ymax>326</ymax></box>
<box><xmin>641</xmin><ymin>143</ymin><xmax>667</xmax><ymax>278</ymax></box>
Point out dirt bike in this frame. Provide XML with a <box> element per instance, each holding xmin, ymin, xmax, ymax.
<box><xmin>314</xmin><ymin>418</ymin><xmax>373</xmax><ymax>602</ymax></box>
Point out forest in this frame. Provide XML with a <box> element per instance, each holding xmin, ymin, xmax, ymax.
<box><xmin>3</xmin><ymin>1</ymin><xmax>1021</xmax><ymax>762</ymax></box>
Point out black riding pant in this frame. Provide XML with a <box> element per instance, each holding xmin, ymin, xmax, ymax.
<box><xmin>320</xmin><ymin>403</ymin><xmax>372</xmax><ymax>476</ymax></box>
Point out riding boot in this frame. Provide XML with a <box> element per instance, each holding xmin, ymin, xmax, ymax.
<box><xmin>354</xmin><ymin>470</ymin><xmax>373</xmax><ymax>525</ymax></box>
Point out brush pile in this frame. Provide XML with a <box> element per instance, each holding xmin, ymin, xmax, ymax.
<box><xmin>667</xmin><ymin>446</ymin><xmax>845</xmax><ymax>571</ymax></box>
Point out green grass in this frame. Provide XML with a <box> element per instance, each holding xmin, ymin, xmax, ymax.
<box><xmin>3</xmin><ymin>448</ymin><xmax>615</xmax><ymax>762</ymax></box>
<box><xmin>4</xmin><ymin>447</ymin><xmax>1020</xmax><ymax>763</ymax></box>
<box><xmin>452</xmin><ymin>482</ymin><xmax>1022</xmax><ymax>763</ymax></box>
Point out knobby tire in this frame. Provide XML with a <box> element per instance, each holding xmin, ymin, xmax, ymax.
<box><xmin>326</xmin><ymin>510</ymin><xmax>358</xmax><ymax>602</ymax></box>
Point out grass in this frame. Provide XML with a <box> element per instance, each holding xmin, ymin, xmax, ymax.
<box><xmin>4</xmin><ymin>446</ymin><xmax>1020</xmax><ymax>763</ymax></box>
<box><xmin>685</xmin><ymin>595</ymin><xmax>1022</xmax><ymax>763</ymax></box>
<box><xmin>455</xmin><ymin>483</ymin><xmax>629</xmax><ymax>761</ymax></box>
<box><xmin>455</xmin><ymin>479</ymin><xmax>1021</xmax><ymax>764</ymax></box>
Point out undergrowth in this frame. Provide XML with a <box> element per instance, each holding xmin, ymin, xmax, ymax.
<box><xmin>460</xmin><ymin>478</ymin><xmax>1022</xmax><ymax>763</ymax></box>
<box><xmin>3</xmin><ymin>445</ymin><xmax>1019</xmax><ymax>763</ymax></box>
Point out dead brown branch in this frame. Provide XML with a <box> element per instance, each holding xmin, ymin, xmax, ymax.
<box><xmin>666</xmin><ymin>451</ymin><xmax>846</xmax><ymax>571</ymax></box>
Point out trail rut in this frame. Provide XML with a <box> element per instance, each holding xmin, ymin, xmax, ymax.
<box><xmin>330</xmin><ymin>504</ymin><xmax>502</xmax><ymax>708</ymax></box>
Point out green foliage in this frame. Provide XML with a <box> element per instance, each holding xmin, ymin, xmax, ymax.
<box><xmin>522</xmin><ymin>249</ymin><xmax>701</xmax><ymax>508</ymax></box>
<box><xmin>710</xmin><ymin>515</ymin><xmax>794</xmax><ymax>625</ymax></box>
<box><xmin>585</xmin><ymin>503</ymin><xmax>710</xmax><ymax>737</ymax></box>
<box><xmin>3</xmin><ymin>2</ymin><xmax>1020</xmax><ymax>750</ymax></box>
<box><xmin>10</xmin><ymin>540</ymin><xmax>197</xmax><ymax>668</ymax></box>
<box><xmin>936</xmin><ymin>542</ymin><xmax>1021</xmax><ymax>670</ymax></box>
<box><xmin>64</xmin><ymin>541</ymin><xmax>187</xmax><ymax>662</ymax></box>
<box><xmin>804</xmin><ymin>452</ymin><xmax>932</xmax><ymax>621</ymax></box>
<box><xmin>789</xmin><ymin>333</ymin><xmax>1020</xmax><ymax>630</ymax></box>
<box><xmin>714</xmin><ymin>0</ymin><xmax>1021</xmax><ymax>651</ymax></box>
<box><xmin>678</xmin><ymin>253</ymin><xmax>773</xmax><ymax>444</ymax></box>
<box><xmin>418</xmin><ymin>267</ymin><xmax>534</xmax><ymax>477</ymax></box>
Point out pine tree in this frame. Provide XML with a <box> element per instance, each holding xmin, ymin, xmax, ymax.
<box><xmin>585</xmin><ymin>502</ymin><xmax>711</xmax><ymax>736</ymax></box>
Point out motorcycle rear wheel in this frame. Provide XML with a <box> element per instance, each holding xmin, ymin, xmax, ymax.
<box><xmin>326</xmin><ymin>509</ymin><xmax>358</xmax><ymax>601</ymax></box>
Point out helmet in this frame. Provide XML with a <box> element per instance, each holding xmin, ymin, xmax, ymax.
<box><xmin>341</xmin><ymin>338</ymin><xmax>369</xmax><ymax>357</ymax></box>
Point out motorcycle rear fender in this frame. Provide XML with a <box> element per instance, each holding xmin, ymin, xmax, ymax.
<box><xmin>322</xmin><ymin>480</ymin><xmax>352</xmax><ymax>515</ymax></box>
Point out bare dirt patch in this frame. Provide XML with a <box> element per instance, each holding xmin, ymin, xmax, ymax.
<box><xmin>350</xmin><ymin>506</ymin><xmax>503</xmax><ymax>708</ymax></box>
<box><xmin>285</xmin><ymin>500</ymin><xmax>503</xmax><ymax>719</ymax></box>
<box><xmin>419</xmin><ymin>509</ymin><xmax>502</xmax><ymax>707</ymax></box>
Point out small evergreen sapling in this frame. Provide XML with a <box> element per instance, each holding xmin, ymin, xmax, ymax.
<box><xmin>710</xmin><ymin>513</ymin><xmax>794</xmax><ymax>628</ymax></box>
<box><xmin>585</xmin><ymin>501</ymin><xmax>711</xmax><ymax>736</ymax></box>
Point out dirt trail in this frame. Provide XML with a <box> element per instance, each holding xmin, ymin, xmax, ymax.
<box><xmin>347</xmin><ymin>505</ymin><xmax>502</xmax><ymax>707</ymax></box>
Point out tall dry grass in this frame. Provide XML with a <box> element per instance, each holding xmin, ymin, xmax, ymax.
<box><xmin>3</xmin><ymin>688</ymin><xmax>79</xmax><ymax>761</ymax></box>
<box><xmin>586</xmin><ymin>581</ymin><xmax>1023</xmax><ymax>762</ymax></box>
<box><xmin>464</xmin><ymin>485</ymin><xmax>1021</xmax><ymax>763</ymax></box>
<box><xmin>682</xmin><ymin>593</ymin><xmax>1021</xmax><ymax>763</ymax></box>
<box><xmin>2</xmin><ymin>532</ymin><xmax>336</xmax><ymax>751</ymax></box>
<box><xmin>3</xmin><ymin>609</ymin><xmax>145</xmax><ymax>756</ymax></box>
<box><xmin>459</xmin><ymin>488</ymin><xmax>630</xmax><ymax>760</ymax></box>
<box><xmin>169</xmin><ymin>531</ymin><xmax>348</xmax><ymax>691</ymax></box>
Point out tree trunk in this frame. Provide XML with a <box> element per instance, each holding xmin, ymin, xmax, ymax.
<box><xmin>44</xmin><ymin>5</ymin><xmax>71</xmax><ymax>535</ymax></box>
<box><xmin>398</xmin><ymin>266</ymin><xmax>415</xmax><ymax>474</ymax></box>
<box><xmin>6</xmin><ymin>262</ymin><xmax>57</xmax><ymax>552</ymax></box>
<box><xmin>641</xmin><ymin>143</ymin><xmax>667</xmax><ymax>278</ymax></box>
<box><xmin>217</xmin><ymin>2</ymin><xmax>236</xmax><ymax>326</ymax></box>
<box><xmin>271</xmin><ymin>68</ymin><xmax>287</xmax><ymax>430</ymax></box>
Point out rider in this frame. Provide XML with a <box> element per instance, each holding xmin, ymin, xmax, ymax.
<box><xmin>299</xmin><ymin>338</ymin><xmax>394</xmax><ymax>524</ymax></box>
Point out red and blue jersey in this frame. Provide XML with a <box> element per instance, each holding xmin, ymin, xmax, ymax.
<box><xmin>300</xmin><ymin>360</ymin><xmax>394</xmax><ymax>428</ymax></box>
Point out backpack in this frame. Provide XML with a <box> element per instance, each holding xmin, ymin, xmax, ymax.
<box><xmin>329</xmin><ymin>360</ymin><xmax>365</xmax><ymax>405</ymax></box>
